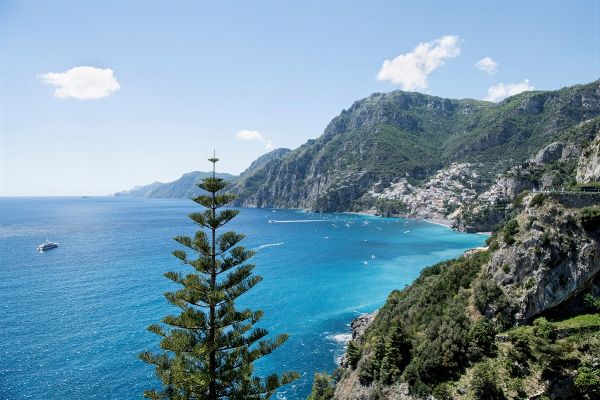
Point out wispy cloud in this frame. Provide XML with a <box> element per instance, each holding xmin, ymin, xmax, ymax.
<box><xmin>38</xmin><ymin>66</ymin><xmax>120</xmax><ymax>99</ymax></box>
<box><xmin>377</xmin><ymin>35</ymin><xmax>461</xmax><ymax>91</ymax></box>
<box><xmin>485</xmin><ymin>79</ymin><xmax>534</xmax><ymax>102</ymax></box>
<box><xmin>235</xmin><ymin>130</ymin><xmax>275</xmax><ymax>150</ymax></box>
<box><xmin>475</xmin><ymin>57</ymin><xmax>498</xmax><ymax>74</ymax></box>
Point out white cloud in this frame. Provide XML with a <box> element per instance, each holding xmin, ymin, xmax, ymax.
<box><xmin>484</xmin><ymin>79</ymin><xmax>534</xmax><ymax>102</ymax></box>
<box><xmin>38</xmin><ymin>66</ymin><xmax>120</xmax><ymax>99</ymax></box>
<box><xmin>377</xmin><ymin>35</ymin><xmax>461</xmax><ymax>91</ymax></box>
<box><xmin>475</xmin><ymin>57</ymin><xmax>498</xmax><ymax>74</ymax></box>
<box><xmin>235</xmin><ymin>130</ymin><xmax>275</xmax><ymax>150</ymax></box>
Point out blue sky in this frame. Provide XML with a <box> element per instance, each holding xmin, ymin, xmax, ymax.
<box><xmin>1</xmin><ymin>0</ymin><xmax>599</xmax><ymax>196</ymax></box>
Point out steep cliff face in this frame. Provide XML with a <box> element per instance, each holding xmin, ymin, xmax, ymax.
<box><xmin>577</xmin><ymin>132</ymin><xmax>600</xmax><ymax>183</ymax></box>
<box><xmin>485</xmin><ymin>194</ymin><xmax>600</xmax><ymax>322</ymax></box>
<box><xmin>233</xmin><ymin>80</ymin><xmax>600</xmax><ymax>218</ymax></box>
<box><xmin>238</xmin><ymin>148</ymin><xmax>292</xmax><ymax>178</ymax></box>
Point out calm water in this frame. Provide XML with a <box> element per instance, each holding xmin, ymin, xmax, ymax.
<box><xmin>0</xmin><ymin>197</ymin><xmax>487</xmax><ymax>400</ymax></box>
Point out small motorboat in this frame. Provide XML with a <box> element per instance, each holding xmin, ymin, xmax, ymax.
<box><xmin>37</xmin><ymin>240</ymin><xmax>59</xmax><ymax>252</ymax></box>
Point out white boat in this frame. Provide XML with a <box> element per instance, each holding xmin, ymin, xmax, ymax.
<box><xmin>37</xmin><ymin>240</ymin><xmax>59</xmax><ymax>252</ymax></box>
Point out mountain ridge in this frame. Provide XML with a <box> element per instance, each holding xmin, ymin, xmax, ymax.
<box><xmin>231</xmin><ymin>79</ymin><xmax>600</xmax><ymax>226</ymax></box>
<box><xmin>114</xmin><ymin>171</ymin><xmax>237</xmax><ymax>198</ymax></box>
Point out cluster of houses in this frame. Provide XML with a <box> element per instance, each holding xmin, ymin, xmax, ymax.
<box><xmin>369</xmin><ymin>163</ymin><xmax>480</xmax><ymax>221</ymax></box>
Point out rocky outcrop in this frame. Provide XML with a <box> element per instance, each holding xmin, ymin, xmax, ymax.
<box><xmin>119</xmin><ymin>81</ymin><xmax>600</xmax><ymax>226</ymax></box>
<box><xmin>532</xmin><ymin>141</ymin><xmax>578</xmax><ymax>165</ymax></box>
<box><xmin>334</xmin><ymin>378</ymin><xmax>416</xmax><ymax>400</ymax></box>
<box><xmin>577</xmin><ymin>132</ymin><xmax>600</xmax><ymax>183</ymax></box>
<box><xmin>349</xmin><ymin>311</ymin><xmax>377</xmax><ymax>341</ymax></box>
<box><xmin>485</xmin><ymin>194</ymin><xmax>600</xmax><ymax>321</ymax></box>
<box><xmin>338</xmin><ymin>312</ymin><xmax>377</xmax><ymax>370</ymax></box>
<box><xmin>335</xmin><ymin>312</ymin><xmax>383</xmax><ymax>400</ymax></box>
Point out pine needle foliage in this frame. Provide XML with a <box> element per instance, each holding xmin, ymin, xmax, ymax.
<box><xmin>140</xmin><ymin>156</ymin><xmax>299</xmax><ymax>399</ymax></box>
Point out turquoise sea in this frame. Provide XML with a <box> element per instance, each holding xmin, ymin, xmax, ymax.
<box><xmin>0</xmin><ymin>197</ymin><xmax>487</xmax><ymax>400</ymax></box>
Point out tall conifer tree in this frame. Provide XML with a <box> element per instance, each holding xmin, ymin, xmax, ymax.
<box><xmin>140</xmin><ymin>154</ymin><xmax>298</xmax><ymax>399</ymax></box>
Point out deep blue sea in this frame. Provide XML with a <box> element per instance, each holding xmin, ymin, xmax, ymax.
<box><xmin>0</xmin><ymin>197</ymin><xmax>487</xmax><ymax>400</ymax></box>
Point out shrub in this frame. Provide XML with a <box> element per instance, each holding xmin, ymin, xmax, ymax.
<box><xmin>584</xmin><ymin>293</ymin><xmax>600</xmax><ymax>312</ymax></box>
<box><xmin>470</xmin><ymin>362</ymin><xmax>506</xmax><ymax>400</ymax></box>
<box><xmin>405</xmin><ymin>307</ymin><xmax>471</xmax><ymax>387</ymax></box>
<box><xmin>467</xmin><ymin>319</ymin><xmax>497</xmax><ymax>361</ymax></box>
<box><xmin>487</xmin><ymin>235</ymin><xmax>499</xmax><ymax>251</ymax></box>
<box><xmin>378</xmin><ymin>320</ymin><xmax>412</xmax><ymax>384</ymax></box>
<box><xmin>579</xmin><ymin>206</ymin><xmax>600</xmax><ymax>230</ymax></box>
<box><xmin>308</xmin><ymin>373</ymin><xmax>336</xmax><ymax>400</ymax></box>
<box><xmin>541</xmin><ymin>232</ymin><xmax>552</xmax><ymax>247</ymax></box>
<box><xmin>474</xmin><ymin>279</ymin><xmax>510</xmax><ymax>325</ymax></box>
<box><xmin>530</xmin><ymin>193</ymin><xmax>546</xmax><ymax>208</ymax></box>
<box><xmin>532</xmin><ymin>317</ymin><xmax>555</xmax><ymax>340</ymax></box>
<box><xmin>346</xmin><ymin>341</ymin><xmax>362</xmax><ymax>369</ymax></box>
<box><xmin>513</xmin><ymin>190</ymin><xmax>530</xmax><ymax>209</ymax></box>
<box><xmin>507</xmin><ymin>328</ymin><xmax>532</xmax><ymax>373</ymax></box>
<box><xmin>432</xmin><ymin>382</ymin><xmax>453</xmax><ymax>400</ymax></box>
<box><xmin>502</xmin><ymin>219</ymin><xmax>519</xmax><ymax>245</ymax></box>
<box><xmin>358</xmin><ymin>356</ymin><xmax>376</xmax><ymax>385</ymax></box>
<box><xmin>525</xmin><ymin>277</ymin><xmax>535</xmax><ymax>290</ymax></box>
<box><xmin>575</xmin><ymin>366</ymin><xmax>600</xmax><ymax>399</ymax></box>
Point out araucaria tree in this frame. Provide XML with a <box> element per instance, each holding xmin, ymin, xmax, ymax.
<box><xmin>140</xmin><ymin>155</ymin><xmax>299</xmax><ymax>399</ymax></box>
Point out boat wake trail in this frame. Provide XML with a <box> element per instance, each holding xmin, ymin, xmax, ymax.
<box><xmin>268</xmin><ymin>219</ymin><xmax>334</xmax><ymax>223</ymax></box>
<box><xmin>256</xmin><ymin>242</ymin><xmax>284</xmax><ymax>250</ymax></box>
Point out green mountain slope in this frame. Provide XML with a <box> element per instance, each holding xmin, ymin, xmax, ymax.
<box><xmin>232</xmin><ymin>80</ymin><xmax>600</xmax><ymax>214</ymax></box>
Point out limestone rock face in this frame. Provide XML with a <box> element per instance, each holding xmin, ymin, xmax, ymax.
<box><xmin>350</xmin><ymin>311</ymin><xmax>378</xmax><ymax>341</ymax></box>
<box><xmin>532</xmin><ymin>141</ymin><xmax>578</xmax><ymax>165</ymax></box>
<box><xmin>486</xmin><ymin>195</ymin><xmax>600</xmax><ymax>321</ymax></box>
<box><xmin>577</xmin><ymin>132</ymin><xmax>600</xmax><ymax>183</ymax></box>
<box><xmin>338</xmin><ymin>311</ymin><xmax>378</xmax><ymax>369</ymax></box>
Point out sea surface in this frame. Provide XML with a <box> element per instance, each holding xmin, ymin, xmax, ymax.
<box><xmin>0</xmin><ymin>197</ymin><xmax>487</xmax><ymax>400</ymax></box>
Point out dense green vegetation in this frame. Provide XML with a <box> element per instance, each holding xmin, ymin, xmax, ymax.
<box><xmin>350</xmin><ymin>197</ymin><xmax>409</xmax><ymax>216</ymax></box>
<box><xmin>140</xmin><ymin>158</ymin><xmax>298</xmax><ymax>399</ymax></box>
<box><xmin>579</xmin><ymin>206</ymin><xmax>600</xmax><ymax>230</ymax></box>
<box><xmin>339</xmin><ymin>252</ymin><xmax>495</xmax><ymax>395</ymax></box>
<box><xmin>307</xmin><ymin>373</ymin><xmax>337</xmax><ymax>400</ymax></box>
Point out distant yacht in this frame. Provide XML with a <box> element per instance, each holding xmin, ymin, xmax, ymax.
<box><xmin>37</xmin><ymin>240</ymin><xmax>59</xmax><ymax>252</ymax></box>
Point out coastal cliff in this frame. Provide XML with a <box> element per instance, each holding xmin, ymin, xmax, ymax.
<box><xmin>577</xmin><ymin>130</ymin><xmax>600</xmax><ymax>183</ymax></box>
<box><xmin>316</xmin><ymin>194</ymin><xmax>600</xmax><ymax>400</ymax></box>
